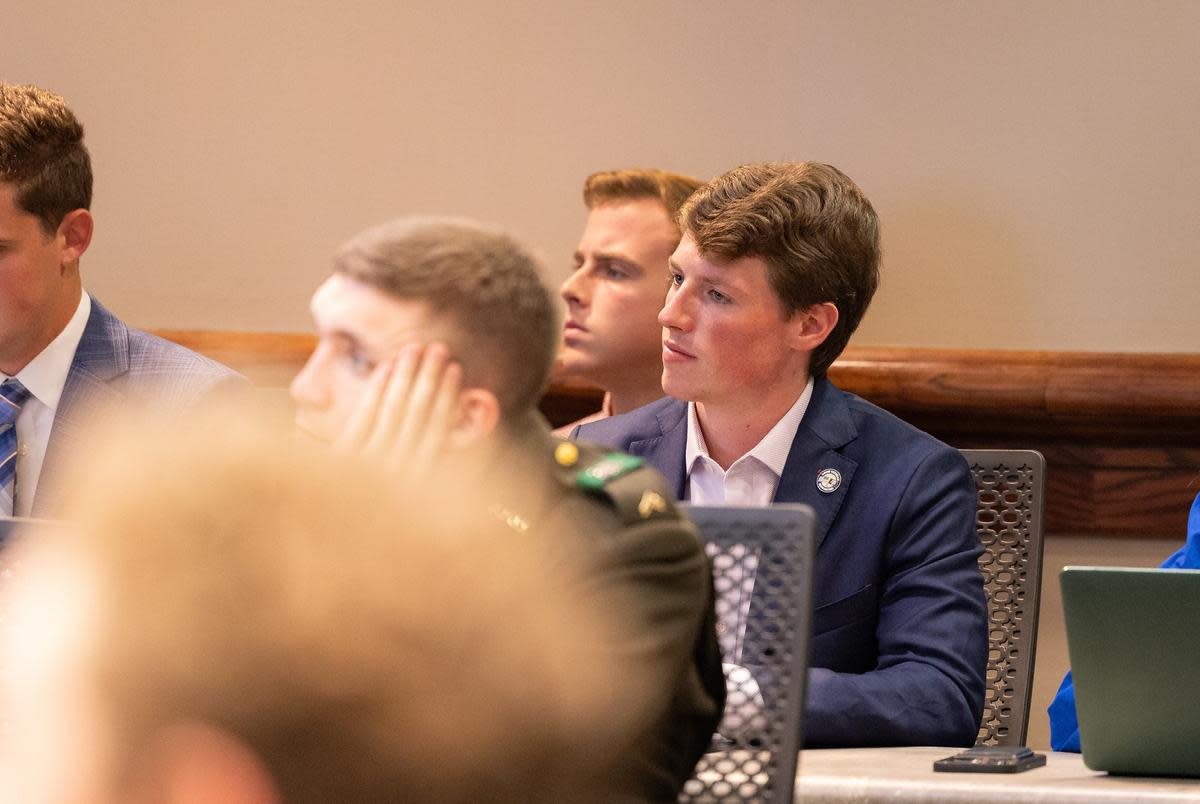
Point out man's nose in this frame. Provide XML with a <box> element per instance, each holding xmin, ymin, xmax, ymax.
<box><xmin>289</xmin><ymin>348</ymin><xmax>330</xmax><ymax>409</ymax></box>
<box><xmin>658</xmin><ymin>288</ymin><xmax>691</xmax><ymax>331</ymax></box>
<box><xmin>560</xmin><ymin>266</ymin><xmax>591</xmax><ymax>306</ymax></box>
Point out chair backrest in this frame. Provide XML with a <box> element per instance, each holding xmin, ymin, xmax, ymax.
<box><xmin>960</xmin><ymin>449</ymin><xmax>1046</xmax><ymax>747</ymax></box>
<box><xmin>677</xmin><ymin>503</ymin><xmax>816</xmax><ymax>804</ymax></box>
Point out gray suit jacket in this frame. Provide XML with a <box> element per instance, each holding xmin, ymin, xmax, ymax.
<box><xmin>32</xmin><ymin>298</ymin><xmax>245</xmax><ymax>517</ymax></box>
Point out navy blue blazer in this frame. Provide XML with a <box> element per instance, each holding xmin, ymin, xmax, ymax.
<box><xmin>33</xmin><ymin>298</ymin><xmax>245</xmax><ymax>517</ymax></box>
<box><xmin>573</xmin><ymin>378</ymin><xmax>988</xmax><ymax>747</ymax></box>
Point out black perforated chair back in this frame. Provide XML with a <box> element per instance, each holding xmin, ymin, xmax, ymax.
<box><xmin>678</xmin><ymin>504</ymin><xmax>816</xmax><ymax>804</ymax></box>
<box><xmin>961</xmin><ymin>449</ymin><xmax>1046</xmax><ymax>747</ymax></box>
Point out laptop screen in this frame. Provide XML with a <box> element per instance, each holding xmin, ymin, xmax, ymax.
<box><xmin>1061</xmin><ymin>565</ymin><xmax>1200</xmax><ymax>777</ymax></box>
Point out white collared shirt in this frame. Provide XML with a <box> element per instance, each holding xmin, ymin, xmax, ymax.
<box><xmin>2</xmin><ymin>291</ymin><xmax>91</xmax><ymax>516</ymax></box>
<box><xmin>685</xmin><ymin>377</ymin><xmax>814</xmax><ymax>666</ymax></box>
<box><xmin>685</xmin><ymin>377</ymin><xmax>815</xmax><ymax>506</ymax></box>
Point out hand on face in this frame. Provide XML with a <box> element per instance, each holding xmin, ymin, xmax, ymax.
<box><xmin>334</xmin><ymin>341</ymin><xmax>463</xmax><ymax>481</ymax></box>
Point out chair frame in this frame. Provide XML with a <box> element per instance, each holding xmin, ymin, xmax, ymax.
<box><xmin>678</xmin><ymin>503</ymin><xmax>816</xmax><ymax>804</ymax></box>
<box><xmin>960</xmin><ymin>449</ymin><xmax>1047</xmax><ymax>747</ymax></box>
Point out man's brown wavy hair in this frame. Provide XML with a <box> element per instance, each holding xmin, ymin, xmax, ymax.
<box><xmin>678</xmin><ymin>162</ymin><xmax>880</xmax><ymax>377</ymax></box>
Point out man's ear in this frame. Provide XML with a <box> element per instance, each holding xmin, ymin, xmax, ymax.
<box><xmin>57</xmin><ymin>209</ymin><xmax>94</xmax><ymax>266</ymax></box>
<box><xmin>790</xmin><ymin>302</ymin><xmax>839</xmax><ymax>353</ymax></box>
<box><xmin>447</xmin><ymin>387</ymin><xmax>501</xmax><ymax>449</ymax></box>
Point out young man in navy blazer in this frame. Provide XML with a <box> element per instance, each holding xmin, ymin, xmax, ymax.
<box><xmin>573</xmin><ymin>162</ymin><xmax>988</xmax><ymax>747</ymax></box>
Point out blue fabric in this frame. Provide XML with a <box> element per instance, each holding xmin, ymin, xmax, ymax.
<box><xmin>1048</xmin><ymin>491</ymin><xmax>1200</xmax><ymax>752</ymax></box>
<box><xmin>31</xmin><ymin>299</ymin><xmax>244</xmax><ymax>517</ymax></box>
<box><xmin>0</xmin><ymin>379</ymin><xmax>32</xmax><ymax>495</ymax></box>
<box><xmin>574</xmin><ymin>377</ymin><xmax>989</xmax><ymax>747</ymax></box>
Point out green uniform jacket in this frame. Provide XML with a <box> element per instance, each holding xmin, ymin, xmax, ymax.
<box><xmin>491</xmin><ymin>416</ymin><xmax>725</xmax><ymax>802</ymax></box>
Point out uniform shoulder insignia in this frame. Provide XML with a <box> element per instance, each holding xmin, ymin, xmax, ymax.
<box><xmin>576</xmin><ymin>452</ymin><xmax>644</xmax><ymax>491</ymax></box>
<box><xmin>574</xmin><ymin>451</ymin><xmax>678</xmax><ymax>526</ymax></box>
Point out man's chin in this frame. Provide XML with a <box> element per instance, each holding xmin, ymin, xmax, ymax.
<box><xmin>556</xmin><ymin>352</ymin><xmax>599</xmax><ymax>382</ymax></box>
<box><xmin>660</xmin><ymin>372</ymin><xmax>693</xmax><ymax>403</ymax></box>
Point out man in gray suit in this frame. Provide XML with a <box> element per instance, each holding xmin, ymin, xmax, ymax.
<box><xmin>0</xmin><ymin>83</ymin><xmax>240</xmax><ymax>517</ymax></box>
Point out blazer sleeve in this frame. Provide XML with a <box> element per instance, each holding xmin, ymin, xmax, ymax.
<box><xmin>803</xmin><ymin>446</ymin><xmax>988</xmax><ymax>747</ymax></box>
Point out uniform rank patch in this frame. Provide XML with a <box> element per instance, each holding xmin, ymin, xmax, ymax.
<box><xmin>577</xmin><ymin>452</ymin><xmax>645</xmax><ymax>491</ymax></box>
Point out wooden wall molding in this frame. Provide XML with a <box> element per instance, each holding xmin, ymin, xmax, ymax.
<box><xmin>152</xmin><ymin>331</ymin><xmax>1200</xmax><ymax>537</ymax></box>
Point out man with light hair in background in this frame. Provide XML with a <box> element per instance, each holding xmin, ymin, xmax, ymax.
<box><xmin>0</xmin><ymin>82</ymin><xmax>242</xmax><ymax>518</ymax></box>
<box><xmin>289</xmin><ymin>215</ymin><xmax>725</xmax><ymax>801</ymax></box>
<box><xmin>0</xmin><ymin>409</ymin><xmax>654</xmax><ymax>803</ymax></box>
<box><xmin>556</xmin><ymin>168</ymin><xmax>703</xmax><ymax>432</ymax></box>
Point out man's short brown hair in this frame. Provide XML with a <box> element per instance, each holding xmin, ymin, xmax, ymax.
<box><xmin>679</xmin><ymin>162</ymin><xmax>881</xmax><ymax>378</ymax></box>
<box><xmin>333</xmin><ymin>217</ymin><xmax>558</xmax><ymax>419</ymax></box>
<box><xmin>0</xmin><ymin>83</ymin><xmax>92</xmax><ymax>233</ymax></box>
<box><xmin>583</xmin><ymin>168</ymin><xmax>703</xmax><ymax>228</ymax></box>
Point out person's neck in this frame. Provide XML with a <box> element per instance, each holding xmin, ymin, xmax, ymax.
<box><xmin>695</xmin><ymin>375</ymin><xmax>811</xmax><ymax>470</ymax></box>
<box><xmin>456</xmin><ymin>411</ymin><xmax>545</xmax><ymax>494</ymax></box>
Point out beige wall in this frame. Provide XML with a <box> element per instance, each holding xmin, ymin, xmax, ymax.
<box><xmin>5</xmin><ymin>2</ymin><xmax>1198</xmax><ymax>349</ymax></box>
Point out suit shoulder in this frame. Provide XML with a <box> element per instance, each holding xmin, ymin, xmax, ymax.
<box><xmin>573</xmin><ymin>396</ymin><xmax>684</xmax><ymax>448</ymax></box>
<box><xmin>838</xmin><ymin>386</ymin><xmax>962</xmax><ymax>464</ymax></box>
<box><xmin>124</xmin><ymin>328</ymin><xmax>244</xmax><ymax>382</ymax></box>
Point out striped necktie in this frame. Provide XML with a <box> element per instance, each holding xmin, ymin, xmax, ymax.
<box><xmin>1</xmin><ymin>379</ymin><xmax>32</xmax><ymax>515</ymax></box>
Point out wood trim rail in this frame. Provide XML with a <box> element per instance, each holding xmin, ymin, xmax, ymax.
<box><xmin>152</xmin><ymin>330</ymin><xmax>1200</xmax><ymax>537</ymax></box>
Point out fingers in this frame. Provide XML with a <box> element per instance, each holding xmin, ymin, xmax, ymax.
<box><xmin>334</xmin><ymin>358</ymin><xmax>394</xmax><ymax>453</ymax></box>
<box><xmin>404</xmin><ymin>359</ymin><xmax>462</xmax><ymax>473</ymax></box>
<box><xmin>362</xmin><ymin>342</ymin><xmax>423</xmax><ymax>455</ymax></box>
<box><xmin>338</xmin><ymin>342</ymin><xmax>463</xmax><ymax>483</ymax></box>
<box><xmin>389</xmin><ymin>342</ymin><xmax>451</xmax><ymax>455</ymax></box>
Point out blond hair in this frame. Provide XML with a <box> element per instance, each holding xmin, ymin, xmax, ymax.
<box><xmin>583</xmin><ymin>167</ymin><xmax>703</xmax><ymax>229</ymax></box>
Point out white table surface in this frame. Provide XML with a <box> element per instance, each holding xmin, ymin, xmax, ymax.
<box><xmin>794</xmin><ymin>746</ymin><xmax>1200</xmax><ymax>803</ymax></box>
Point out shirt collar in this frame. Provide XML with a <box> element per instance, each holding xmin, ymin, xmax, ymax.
<box><xmin>7</xmin><ymin>292</ymin><xmax>91</xmax><ymax>412</ymax></box>
<box><xmin>685</xmin><ymin>376</ymin><xmax>815</xmax><ymax>477</ymax></box>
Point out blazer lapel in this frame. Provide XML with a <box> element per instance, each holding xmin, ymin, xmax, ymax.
<box><xmin>33</xmin><ymin>301</ymin><xmax>130</xmax><ymax>518</ymax></box>
<box><xmin>772</xmin><ymin>378</ymin><xmax>859</xmax><ymax>549</ymax></box>
<box><xmin>624</xmin><ymin>399</ymin><xmax>689</xmax><ymax>499</ymax></box>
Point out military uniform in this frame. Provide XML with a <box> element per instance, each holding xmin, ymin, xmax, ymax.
<box><xmin>486</xmin><ymin>415</ymin><xmax>725</xmax><ymax>803</ymax></box>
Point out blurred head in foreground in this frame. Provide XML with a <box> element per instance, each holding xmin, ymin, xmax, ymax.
<box><xmin>0</xmin><ymin>407</ymin><xmax>643</xmax><ymax>804</ymax></box>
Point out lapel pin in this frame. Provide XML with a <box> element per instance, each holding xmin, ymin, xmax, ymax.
<box><xmin>816</xmin><ymin>468</ymin><xmax>842</xmax><ymax>494</ymax></box>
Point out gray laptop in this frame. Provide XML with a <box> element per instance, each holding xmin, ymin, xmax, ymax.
<box><xmin>1061</xmin><ymin>566</ymin><xmax>1200</xmax><ymax>776</ymax></box>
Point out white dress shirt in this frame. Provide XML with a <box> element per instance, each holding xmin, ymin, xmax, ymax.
<box><xmin>685</xmin><ymin>380</ymin><xmax>814</xmax><ymax>738</ymax></box>
<box><xmin>685</xmin><ymin>377</ymin><xmax>815</xmax><ymax>506</ymax></box>
<box><xmin>2</xmin><ymin>292</ymin><xmax>91</xmax><ymax>517</ymax></box>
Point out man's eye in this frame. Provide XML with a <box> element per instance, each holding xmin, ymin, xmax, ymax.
<box><xmin>669</xmin><ymin>272</ymin><xmax>683</xmax><ymax>286</ymax></box>
<box><xmin>708</xmin><ymin>289</ymin><xmax>731</xmax><ymax>304</ymax></box>
<box><xmin>601</xmin><ymin>265</ymin><xmax>628</xmax><ymax>280</ymax></box>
